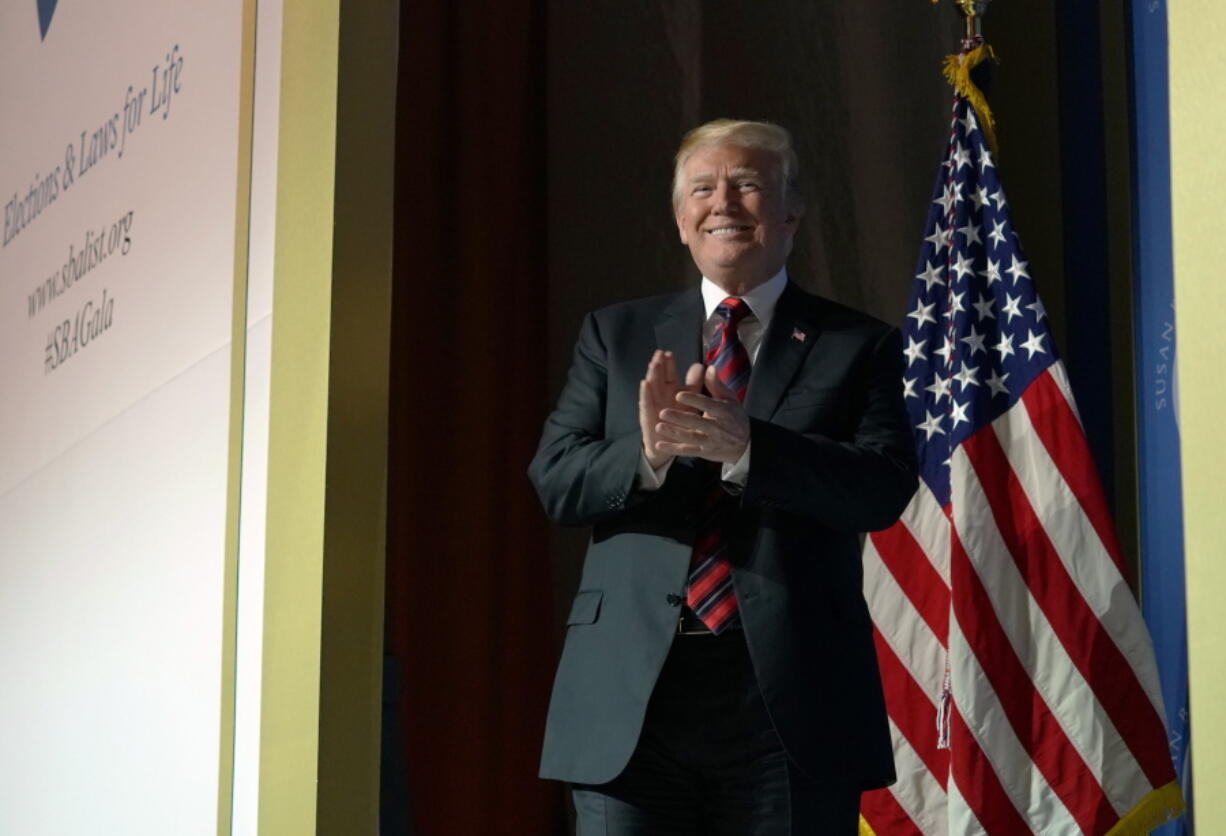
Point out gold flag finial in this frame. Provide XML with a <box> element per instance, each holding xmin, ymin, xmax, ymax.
<box><xmin>955</xmin><ymin>0</ymin><xmax>991</xmax><ymax>39</ymax></box>
<box><xmin>930</xmin><ymin>0</ymin><xmax>994</xmax><ymax>40</ymax></box>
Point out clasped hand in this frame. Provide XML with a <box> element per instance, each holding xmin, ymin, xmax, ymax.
<box><xmin>639</xmin><ymin>350</ymin><xmax>749</xmax><ymax>468</ymax></box>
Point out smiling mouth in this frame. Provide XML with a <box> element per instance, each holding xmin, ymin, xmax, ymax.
<box><xmin>705</xmin><ymin>225</ymin><xmax>752</xmax><ymax>236</ymax></box>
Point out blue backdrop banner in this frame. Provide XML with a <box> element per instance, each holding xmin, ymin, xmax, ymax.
<box><xmin>1129</xmin><ymin>2</ymin><xmax>1191</xmax><ymax>832</ymax></box>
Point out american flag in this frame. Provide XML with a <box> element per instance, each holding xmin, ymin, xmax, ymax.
<box><xmin>859</xmin><ymin>51</ymin><xmax>1184</xmax><ymax>835</ymax></box>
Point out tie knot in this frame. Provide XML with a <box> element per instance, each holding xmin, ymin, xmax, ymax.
<box><xmin>716</xmin><ymin>297</ymin><xmax>751</xmax><ymax>326</ymax></box>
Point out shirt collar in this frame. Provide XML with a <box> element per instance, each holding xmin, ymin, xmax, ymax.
<box><xmin>700</xmin><ymin>268</ymin><xmax>789</xmax><ymax>325</ymax></box>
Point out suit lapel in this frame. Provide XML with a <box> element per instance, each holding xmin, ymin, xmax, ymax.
<box><xmin>744</xmin><ymin>281</ymin><xmax>821</xmax><ymax>420</ymax></box>
<box><xmin>653</xmin><ymin>288</ymin><xmax>704</xmax><ymax>372</ymax></box>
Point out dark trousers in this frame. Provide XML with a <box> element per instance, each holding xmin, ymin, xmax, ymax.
<box><xmin>572</xmin><ymin>628</ymin><xmax>860</xmax><ymax>835</ymax></box>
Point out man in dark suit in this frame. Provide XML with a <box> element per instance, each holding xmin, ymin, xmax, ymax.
<box><xmin>529</xmin><ymin>119</ymin><xmax>917</xmax><ymax>834</ymax></box>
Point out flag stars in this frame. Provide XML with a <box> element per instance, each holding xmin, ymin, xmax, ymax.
<box><xmin>954</xmin><ymin>363</ymin><xmax>980</xmax><ymax>390</ymax></box>
<box><xmin>979</xmin><ymin>258</ymin><xmax>1002</xmax><ymax>285</ymax></box>
<box><xmin>917</xmin><ymin>410</ymin><xmax>946</xmax><ymax>440</ymax></box>
<box><xmin>934</xmin><ymin>184</ymin><xmax>956</xmax><ymax>213</ymax></box>
<box><xmin>985</xmin><ymin>368</ymin><xmax>1010</xmax><ymax>397</ymax></box>
<box><xmin>901</xmin><ymin>99</ymin><xmax>1055</xmax><ymax>451</ymax></box>
<box><xmin>1001</xmin><ymin>293</ymin><xmax>1024</xmax><ymax>323</ymax></box>
<box><xmin>1006</xmin><ymin>254</ymin><xmax>1031</xmax><ymax>284</ymax></box>
<box><xmin>935</xmin><ymin>336</ymin><xmax>956</xmax><ymax>364</ymax></box>
<box><xmin>960</xmin><ymin>110</ymin><xmax>979</xmax><ymax>137</ymax></box>
<box><xmin>916</xmin><ymin>260</ymin><xmax>946</xmax><ymax>291</ymax></box>
<box><xmin>961</xmin><ymin>325</ymin><xmax>988</xmax><ymax>356</ymax></box>
<box><xmin>943</xmin><ymin>290</ymin><xmax>966</xmax><ymax>321</ymax></box>
<box><xmin>925</xmin><ymin>225</ymin><xmax>953</xmax><ymax>255</ymax></box>
<box><xmin>953</xmin><ymin>252</ymin><xmax>975</xmax><ymax>282</ymax></box>
<box><xmin>995</xmin><ymin>331</ymin><xmax>1016</xmax><ymax>361</ymax></box>
<box><xmin>958</xmin><ymin>220</ymin><xmax>982</xmax><ymax>246</ymax></box>
<box><xmin>908</xmin><ymin>299</ymin><xmax>938</xmax><ymax>327</ymax></box>
<box><xmin>971</xmin><ymin>185</ymin><xmax>990</xmax><ymax>211</ymax></box>
<box><xmin>950</xmin><ymin>398</ymin><xmax>972</xmax><ymax>429</ymax></box>
<box><xmin>925</xmin><ymin>375</ymin><xmax>952</xmax><ymax>402</ymax></box>
<box><xmin>952</xmin><ymin>143</ymin><xmax>973</xmax><ymax>171</ymax></box>
<box><xmin>1021</xmin><ymin>329</ymin><xmax>1047</xmax><ymax>360</ymax></box>
<box><xmin>988</xmin><ymin>219</ymin><xmax>1008</xmax><ymax>249</ymax></box>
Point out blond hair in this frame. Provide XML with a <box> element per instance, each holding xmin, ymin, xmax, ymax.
<box><xmin>671</xmin><ymin>119</ymin><xmax>803</xmax><ymax>215</ymax></box>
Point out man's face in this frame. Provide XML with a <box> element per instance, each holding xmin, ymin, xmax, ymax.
<box><xmin>674</xmin><ymin>144</ymin><xmax>798</xmax><ymax>292</ymax></box>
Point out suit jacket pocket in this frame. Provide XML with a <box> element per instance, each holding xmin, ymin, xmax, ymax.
<box><xmin>566</xmin><ymin>589</ymin><xmax>603</xmax><ymax>625</ymax></box>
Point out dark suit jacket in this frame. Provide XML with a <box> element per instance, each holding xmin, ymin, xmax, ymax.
<box><xmin>528</xmin><ymin>280</ymin><xmax>917</xmax><ymax>789</ymax></box>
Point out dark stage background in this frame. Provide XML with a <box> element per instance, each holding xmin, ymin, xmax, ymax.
<box><xmin>382</xmin><ymin>1</ymin><xmax>1135</xmax><ymax>833</ymax></box>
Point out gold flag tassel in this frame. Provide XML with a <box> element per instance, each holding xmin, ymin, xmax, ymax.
<box><xmin>942</xmin><ymin>42</ymin><xmax>999</xmax><ymax>157</ymax></box>
<box><xmin>1103</xmin><ymin>781</ymin><xmax>1187</xmax><ymax>835</ymax></box>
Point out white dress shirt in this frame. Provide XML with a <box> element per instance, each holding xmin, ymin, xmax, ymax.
<box><xmin>638</xmin><ymin>268</ymin><xmax>789</xmax><ymax>490</ymax></box>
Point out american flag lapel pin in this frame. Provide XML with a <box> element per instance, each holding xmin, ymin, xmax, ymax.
<box><xmin>791</xmin><ymin>327</ymin><xmax>807</xmax><ymax>343</ymax></box>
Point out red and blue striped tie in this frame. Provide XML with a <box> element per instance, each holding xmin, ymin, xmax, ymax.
<box><xmin>686</xmin><ymin>296</ymin><xmax>752</xmax><ymax>633</ymax></box>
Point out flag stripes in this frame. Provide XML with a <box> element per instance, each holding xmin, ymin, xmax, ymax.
<box><xmin>961</xmin><ymin>424</ymin><xmax>1144</xmax><ymax>801</ymax></box>
<box><xmin>900</xmin><ymin>485</ymin><xmax>952</xmax><ymax>585</ymax></box>
<box><xmin>870</xmin><ymin>521</ymin><xmax>950</xmax><ymax>644</ymax></box>
<box><xmin>864</xmin><ymin>538</ymin><xmax>947</xmax><ymax>701</ymax></box>
<box><xmin>1018</xmin><ymin>369</ymin><xmax>1125</xmax><ymax>574</ymax></box>
<box><xmin>947</xmin><ymin>706</ymin><xmax>1033</xmax><ymax>834</ymax></box>
<box><xmin>1018</xmin><ymin>375</ymin><xmax>1166</xmax><ymax>714</ymax></box>
<box><xmin>1017</xmin><ymin>375</ymin><xmax>1166</xmax><ymax>714</ymax></box>
<box><xmin>863</xmin><ymin>783</ymin><xmax>930</xmax><ymax>836</ymax></box>
<box><xmin>885</xmin><ymin>715</ymin><xmax>949</xmax><ymax>835</ymax></box>
<box><xmin>971</xmin><ymin>407</ymin><xmax>1169</xmax><ymax>801</ymax></box>
<box><xmin>944</xmin><ymin>770</ymin><xmax>985</xmax><ymax>835</ymax></box>
<box><xmin>949</xmin><ymin>515</ymin><xmax>1113</xmax><ymax>833</ymax></box>
<box><xmin>872</xmin><ymin>628</ymin><xmax>946</xmax><ymax>779</ymax></box>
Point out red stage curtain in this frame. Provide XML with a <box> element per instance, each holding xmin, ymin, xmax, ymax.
<box><xmin>386</xmin><ymin>1</ymin><xmax>564</xmax><ymax>832</ymax></box>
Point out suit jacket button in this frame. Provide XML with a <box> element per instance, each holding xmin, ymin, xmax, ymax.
<box><xmin>666</xmin><ymin>593</ymin><xmax>682</xmax><ymax>606</ymax></box>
